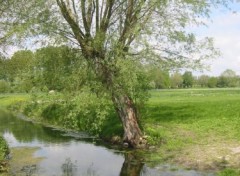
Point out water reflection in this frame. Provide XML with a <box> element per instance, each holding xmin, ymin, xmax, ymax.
<box><xmin>61</xmin><ymin>158</ymin><xmax>78</xmax><ymax>176</ymax></box>
<box><xmin>120</xmin><ymin>152</ymin><xmax>144</xmax><ymax>176</ymax></box>
<box><xmin>0</xmin><ymin>110</ymin><xmax>124</xmax><ymax>175</ymax></box>
<box><xmin>0</xmin><ymin>110</ymin><xmax>70</xmax><ymax>144</ymax></box>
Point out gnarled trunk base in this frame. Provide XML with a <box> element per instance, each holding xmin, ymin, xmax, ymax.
<box><xmin>112</xmin><ymin>94</ymin><xmax>146</xmax><ymax>148</ymax></box>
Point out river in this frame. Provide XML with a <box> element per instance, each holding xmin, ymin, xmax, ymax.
<box><xmin>0</xmin><ymin>109</ymin><xmax>214</xmax><ymax>176</ymax></box>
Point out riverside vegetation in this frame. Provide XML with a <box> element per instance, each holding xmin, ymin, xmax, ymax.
<box><xmin>0</xmin><ymin>132</ymin><xmax>9</xmax><ymax>173</ymax></box>
<box><xmin>1</xmin><ymin>89</ymin><xmax>240</xmax><ymax>175</ymax></box>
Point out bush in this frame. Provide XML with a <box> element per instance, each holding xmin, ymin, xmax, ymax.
<box><xmin>0</xmin><ymin>80</ymin><xmax>10</xmax><ymax>93</ymax></box>
<box><xmin>18</xmin><ymin>88</ymin><xmax>114</xmax><ymax>135</ymax></box>
<box><xmin>62</xmin><ymin>90</ymin><xmax>113</xmax><ymax>134</ymax></box>
<box><xmin>0</xmin><ymin>136</ymin><xmax>9</xmax><ymax>161</ymax></box>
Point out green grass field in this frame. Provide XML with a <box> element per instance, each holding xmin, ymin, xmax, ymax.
<box><xmin>0</xmin><ymin>94</ymin><xmax>30</xmax><ymax>108</ymax></box>
<box><xmin>144</xmin><ymin>88</ymin><xmax>240</xmax><ymax>172</ymax></box>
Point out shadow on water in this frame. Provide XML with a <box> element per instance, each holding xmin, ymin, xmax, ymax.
<box><xmin>120</xmin><ymin>152</ymin><xmax>144</xmax><ymax>176</ymax></box>
<box><xmin>58</xmin><ymin>154</ymin><xmax>144</xmax><ymax>176</ymax></box>
<box><xmin>0</xmin><ymin>109</ymin><xmax>214</xmax><ymax>176</ymax></box>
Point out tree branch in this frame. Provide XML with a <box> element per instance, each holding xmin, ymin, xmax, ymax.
<box><xmin>56</xmin><ymin>0</ymin><xmax>85</xmax><ymax>47</ymax></box>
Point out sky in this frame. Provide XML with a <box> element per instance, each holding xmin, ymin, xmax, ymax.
<box><xmin>193</xmin><ymin>1</ymin><xmax>240</xmax><ymax>76</ymax></box>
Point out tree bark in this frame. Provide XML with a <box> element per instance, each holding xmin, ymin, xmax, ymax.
<box><xmin>112</xmin><ymin>92</ymin><xmax>144</xmax><ymax>148</ymax></box>
<box><xmin>93</xmin><ymin>59</ymin><xmax>145</xmax><ymax>148</ymax></box>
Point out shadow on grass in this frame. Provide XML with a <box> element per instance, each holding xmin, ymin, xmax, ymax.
<box><xmin>100</xmin><ymin>112</ymin><xmax>124</xmax><ymax>138</ymax></box>
<box><xmin>144</xmin><ymin>104</ymin><xmax>201</xmax><ymax>124</ymax></box>
<box><xmin>100</xmin><ymin>103</ymin><xmax>201</xmax><ymax>138</ymax></box>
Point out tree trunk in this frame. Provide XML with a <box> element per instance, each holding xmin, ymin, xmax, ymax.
<box><xmin>112</xmin><ymin>93</ymin><xmax>144</xmax><ymax>148</ymax></box>
<box><xmin>90</xmin><ymin>56</ymin><xmax>145</xmax><ymax>148</ymax></box>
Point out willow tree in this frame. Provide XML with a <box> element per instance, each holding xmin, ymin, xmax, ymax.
<box><xmin>1</xmin><ymin>0</ymin><xmax>229</xmax><ymax>147</ymax></box>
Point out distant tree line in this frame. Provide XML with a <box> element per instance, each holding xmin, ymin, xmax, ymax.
<box><xmin>1</xmin><ymin>47</ymin><xmax>239</xmax><ymax>93</ymax></box>
<box><xmin>0</xmin><ymin>46</ymin><xmax>91</xmax><ymax>93</ymax></box>
<box><xmin>148</xmin><ymin>68</ymin><xmax>240</xmax><ymax>89</ymax></box>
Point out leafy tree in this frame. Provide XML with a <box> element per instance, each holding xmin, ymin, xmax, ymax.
<box><xmin>221</xmin><ymin>69</ymin><xmax>236</xmax><ymax>78</ymax></box>
<box><xmin>182</xmin><ymin>71</ymin><xmax>194</xmax><ymax>88</ymax></box>
<box><xmin>197</xmin><ymin>75</ymin><xmax>209</xmax><ymax>87</ymax></box>
<box><xmin>170</xmin><ymin>72</ymin><xmax>183</xmax><ymax>89</ymax></box>
<box><xmin>34</xmin><ymin>46</ymin><xmax>88</xmax><ymax>91</ymax></box>
<box><xmin>148</xmin><ymin>67</ymin><xmax>170</xmax><ymax>89</ymax></box>
<box><xmin>6</xmin><ymin>50</ymin><xmax>34</xmax><ymax>81</ymax></box>
<box><xmin>0</xmin><ymin>80</ymin><xmax>10</xmax><ymax>93</ymax></box>
<box><xmin>0</xmin><ymin>56</ymin><xmax>8</xmax><ymax>80</ymax></box>
<box><xmin>207</xmin><ymin>77</ymin><xmax>218</xmax><ymax>88</ymax></box>
<box><xmin>1</xmin><ymin>0</ymin><xmax>227</xmax><ymax>147</ymax></box>
<box><xmin>218</xmin><ymin>69</ymin><xmax>238</xmax><ymax>87</ymax></box>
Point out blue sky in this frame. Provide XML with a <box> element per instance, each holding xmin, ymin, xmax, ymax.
<box><xmin>193</xmin><ymin>1</ymin><xmax>240</xmax><ymax>76</ymax></box>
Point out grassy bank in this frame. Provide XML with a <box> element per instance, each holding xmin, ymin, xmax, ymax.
<box><xmin>0</xmin><ymin>136</ymin><xmax>9</xmax><ymax>173</ymax></box>
<box><xmin>0</xmin><ymin>94</ymin><xmax>30</xmax><ymax>108</ymax></box>
<box><xmin>1</xmin><ymin>89</ymin><xmax>240</xmax><ymax>174</ymax></box>
<box><xmin>0</xmin><ymin>94</ymin><xmax>29</xmax><ymax>173</ymax></box>
<box><xmin>143</xmin><ymin>88</ymin><xmax>240</xmax><ymax>173</ymax></box>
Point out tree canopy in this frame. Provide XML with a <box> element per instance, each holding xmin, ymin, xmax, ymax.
<box><xmin>1</xmin><ymin>0</ymin><xmax>226</xmax><ymax>66</ymax></box>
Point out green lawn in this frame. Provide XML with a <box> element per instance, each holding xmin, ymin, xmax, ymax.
<box><xmin>144</xmin><ymin>88</ymin><xmax>240</xmax><ymax>172</ymax></box>
<box><xmin>0</xmin><ymin>94</ymin><xmax>30</xmax><ymax>108</ymax></box>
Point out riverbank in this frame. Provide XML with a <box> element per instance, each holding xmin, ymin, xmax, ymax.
<box><xmin>1</xmin><ymin>89</ymin><xmax>240</xmax><ymax>175</ymax></box>
<box><xmin>0</xmin><ymin>94</ymin><xmax>29</xmax><ymax>174</ymax></box>
<box><xmin>0</xmin><ymin>135</ymin><xmax>9</xmax><ymax>173</ymax></box>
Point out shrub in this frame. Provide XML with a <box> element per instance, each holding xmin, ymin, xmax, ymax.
<box><xmin>18</xmin><ymin>88</ymin><xmax>114</xmax><ymax>135</ymax></box>
<box><xmin>0</xmin><ymin>80</ymin><xmax>10</xmax><ymax>93</ymax></box>
<box><xmin>0</xmin><ymin>136</ymin><xmax>9</xmax><ymax>160</ymax></box>
<box><xmin>61</xmin><ymin>89</ymin><xmax>113</xmax><ymax>134</ymax></box>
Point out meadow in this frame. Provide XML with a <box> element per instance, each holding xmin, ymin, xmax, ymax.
<box><xmin>143</xmin><ymin>88</ymin><xmax>240</xmax><ymax>174</ymax></box>
<box><xmin>0</xmin><ymin>94</ymin><xmax>30</xmax><ymax>108</ymax></box>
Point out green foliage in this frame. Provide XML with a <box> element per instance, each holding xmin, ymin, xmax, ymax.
<box><xmin>63</xmin><ymin>90</ymin><xmax>113</xmax><ymax>134</ymax></box>
<box><xmin>0</xmin><ymin>57</ymin><xmax>8</xmax><ymax>80</ymax></box>
<box><xmin>0</xmin><ymin>136</ymin><xmax>9</xmax><ymax>161</ymax></box>
<box><xmin>19</xmin><ymin>89</ymin><xmax>115</xmax><ymax>135</ymax></box>
<box><xmin>197</xmin><ymin>75</ymin><xmax>209</xmax><ymax>87</ymax></box>
<box><xmin>6</xmin><ymin>50</ymin><xmax>34</xmax><ymax>81</ymax></box>
<box><xmin>182</xmin><ymin>71</ymin><xmax>194</xmax><ymax>88</ymax></box>
<box><xmin>148</xmin><ymin>67</ymin><xmax>170</xmax><ymax>89</ymax></box>
<box><xmin>0</xmin><ymin>94</ymin><xmax>29</xmax><ymax>108</ymax></box>
<box><xmin>0</xmin><ymin>50</ymin><xmax>35</xmax><ymax>93</ymax></box>
<box><xmin>34</xmin><ymin>46</ymin><xmax>88</xmax><ymax>91</ymax></box>
<box><xmin>208</xmin><ymin>77</ymin><xmax>218</xmax><ymax>88</ymax></box>
<box><xmin>217</xmin><ymin>70</ymin><xmax>239</xmax><ymax>88</ymax></box>
<box><xmin>114</xmin><ymin>58</ymin><xmax>150</xmax><ymax>105</ymax></box>
<box><xmin>218</xmin><ymin>169</ymin><xmax>240</xmax><ymax>176</ymax></box>
<box><xmin>170</xmin><ymin>72</ymin><xmax>183</xmax><ymax>88</ymax></box>
<box><xmin>0</xmin><ymin>80</ymin><xmax>10</xmax><ymax>93</ymax></box>
<box><xmin>0</xmin><ymin>46</ymin><xmax>91</xmax><ymax>93</ymax></box>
